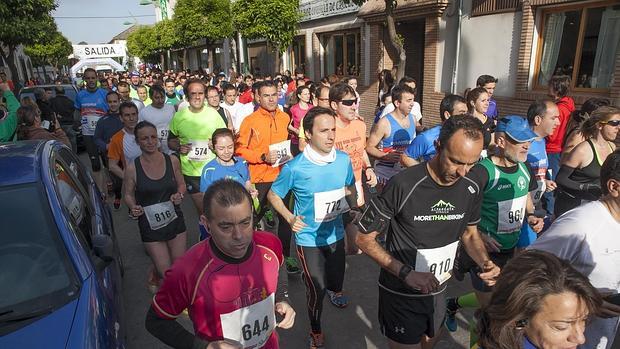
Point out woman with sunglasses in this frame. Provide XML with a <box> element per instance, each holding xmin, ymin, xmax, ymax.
<box><xmin>555</xmin><ymin>106</ymin><xmax>619</xmax><ymax>217</ymax></box>
<box><xmin>199</xmin><ymin>128</ymin><xmax>257</xmax><ymax>239</ymax></box>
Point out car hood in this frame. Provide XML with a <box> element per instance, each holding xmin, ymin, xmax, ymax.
<box><xmin>0</xmin><ymin>299</ymin><xmax>78</xmax><ymax>348</ymax></box>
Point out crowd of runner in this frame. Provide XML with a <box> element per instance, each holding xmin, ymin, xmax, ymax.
<box><xmin>1</xmin><ymin>66</ymin><xmax>619</xmax><ymax>349</ymax></box>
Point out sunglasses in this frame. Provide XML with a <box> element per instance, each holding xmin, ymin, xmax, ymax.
<box><xmin>340</xmin><ymin>98</ymin><xmax>358</xmax><ymax>106</ymax></box>
<box><xmin>601</xmin><ymin>120</ymin><xmax>620</xmax><ymax>127</ymax></box>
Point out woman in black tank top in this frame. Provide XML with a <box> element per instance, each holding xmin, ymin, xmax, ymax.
<box><xmin>123</xmin><ymin>121</ymin><xmax>187</xmax><ymax>291</ymax></box>
<box><xmin>466</xmin><ymin>87</ymin><xmax>495</xmax><ymax>150</ymax></box>
<box><xmin>555</xmin><ymin>106</ymin><xmax>619</xmax><ymax>217</ymax></box>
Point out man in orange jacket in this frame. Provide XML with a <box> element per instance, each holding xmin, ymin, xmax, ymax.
<box><xmin>236</xmin><ymin>80</ymin><xmax>299</xmax><ymax>273</ymax></box>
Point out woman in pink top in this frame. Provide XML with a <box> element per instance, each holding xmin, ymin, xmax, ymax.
<box><xmin>288</xmin><ymin>85</ymin><xmax>313</xmax><ymax>155</ymax></box>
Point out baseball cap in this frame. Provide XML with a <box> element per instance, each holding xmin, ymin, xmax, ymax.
<box><xmin>495</xmin><ymin>115</ymin><xmax>537</xmax><ymax>143</ymax></box>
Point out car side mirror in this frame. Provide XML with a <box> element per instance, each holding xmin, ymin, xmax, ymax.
<box><xmin>93</xmin><ymin>234</ymin><xmax>114</xmax><ymax>271</ymax></box>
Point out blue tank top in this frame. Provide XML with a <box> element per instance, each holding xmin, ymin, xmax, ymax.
<box><xmin>377</xmin><ymin>113</ymin><xmax>416</xmax><ymax>168</ymax></box>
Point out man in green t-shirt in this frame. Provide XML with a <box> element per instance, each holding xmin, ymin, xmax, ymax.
<box><xmin>445</xmin><ymin>115</ymin><xmax>545</xmax><ymax>337</ymax></box>
<box><xmin>167</xmin><ymin>78</ymin><xmax>226</xmax><ymax>215</ymax></box>
<box><xmin>0</xmin><ymin>82</ymin><xmax>18</xmax><ymax>142</ymax></box>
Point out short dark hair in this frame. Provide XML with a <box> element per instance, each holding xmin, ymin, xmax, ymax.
<box><xmin>391</xmin><ymin>85</ymin><xmax>416</xmax><ymax>103</ymax></box>
<box><xmin>149</xmin><ymin>84</ymin><xmax>165</xmax><ymax>99</ymax></box>
<box><xmin>548</xmin><ymin>75</ymin><xmax>571</xmax><ymax>98</ymax></box>
<box><xmin>465</xmin><ymin>87</ymin><xmax>488</xmax><ymax>112</ymax></box>
<box><xmin>439</xmin><ymin>94</ymin><xmax>467</xmax><ymax>122</ymax></box>
<box><xmin>117</xmin><ymin>81</ymin><xmax>129</xmax><ymax>89</ymax></box>
<box><xmin>315</xmin><ymin>84</ymin><xmax>329</xmax><ymax>99</ymax></box>
<box><xmin>106</xmin><ymin>91</ymin><xmax>119</xmax><ymax>100</ymax></box>
<box><xmin>437</xmin><ymin>114</ymin><xmax>484</xmax><ymax>148</ymax></box>
<box><xmin>601</xmin><ymin>150</ymin><xmax>620</xmax><ymax>195</ymax></box>
<box><xmin>83</xmin><ymin>68</ymin><xmax>96</xmax><ymax>76</ymax></box>
<box><xmin>164</xmin><ymin>78</ymin><xmax>175</xmax><ymax>84</ymax></box>
<box><xmin>329</xmin><ymin>83</ymin><xmax>355</xmax><ymax>103</ymax></box>
<box><xmin>202</xmin><ymin>179</ymin><xmax>253</xmax><ymax>220</ymax></box>
<box><xmin>258</xmin><ymin>80</ymin><xmax>276</xmax><ymax>95</ymax></box>
<box><xmin>133</xmin><ymin>120</ymin><xmax>157</xmax><ymax>139</ymax></box>
<box><xmin>397</xmin><ymin>76</ymin><xmax>416</xmax><ymax>87</ymax></box>
<box><xmin>183</xmin><ymin>77</ymin><xmax>205</xmax><ymax>97</ymax></box>
<box><xmin>476</xmin><ymin>75</ymin><xmax>498</xmax><ymax>87</ymax></box>
<box><xmin>206</xmin><ymin>85</ymin><xmax>219</xmax><ymax>95</ymax></box>
<box><xmin>526</xmin><ymin>99</ymin><xmax>553</xmax><ymax>125</ymax></box>
<box><xmin>303</xmin><ymin>107</ymin><xmax>336</xmax><ymax>136</ymax></box>
<box><xmin>119</xmin><ymin>101</ymin><xmax>138</xmax><ymax>115</ymax></box>
<box><xmin>222</xmin><ymin>83</ymin><xmax>237</xmax><ymax>94</ymax></box>
<box><xmin>211</xmin><ymin>127</ymin><xmax>235</xmax><ymax>148</ymax></box>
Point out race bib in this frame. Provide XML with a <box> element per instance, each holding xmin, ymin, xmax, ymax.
<box><xmin>314</xmin><ymin>187</ymin><xmax>350</xmax><ymax>222</ymax></box>
<box><xmin>220</xmin><ymin>293</ymin><xmax>275</xmax><ymax>349</ymax></box>
<box><xmin>414</xmin><ymin>241</ymin><xmax>459</xmax><ymax>285</ymax></box>
<box><xmin>269</xmin><ymin>140</ymin><xmax>292</xmax><ymax>167</ymax></box>
<box><xmin>86</xmin><ymin>115</ymin><xmax>100</xmax><ymax>130</ymax></box>
<box><xmin>144</xmin><ymin>201</ymin><xmax>178</xmax><ymax>230</ymax></box>
<box><xmin>187</xmin><ymin>140</ymin><xmax>211</xmax><ymax>162</ymax></box>
<box><xmin>157</xmin><ymin>127</ymin><xmax>169</xmax><ymax>141</ymax></box>
<box><xmin>497</xmin><ymin>195</ymin><xmax>528</xmax><ymax>233</ymax></box>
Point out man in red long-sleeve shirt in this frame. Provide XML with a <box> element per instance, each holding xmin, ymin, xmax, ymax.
<box><xmin>544</xmin><ymin>75</ymin><xmax>575</xmax><ymax>216</ymax></box>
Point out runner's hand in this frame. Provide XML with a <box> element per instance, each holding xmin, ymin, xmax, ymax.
<box><xmin>266</xmin><ymin>150</ymin><xmax>280</xmax><ymax>165</ymax></box>
<box><xmin>170</xmin><ymin>192</ymin><xmax>184</xmax><ymax>205</ymax></box>
<box><xmin>545</xmin><ymin>179</ymin><xmax>557</xmax><ymax>192</ymax></box>
<box><xmin>179</xmin><ymin>143</ymin><xmax>192</xmax><ymax>155</ymax></box>
<box><xmin>206</xmin><ymin>339</ymin><xmax>243</xmax><ymax>349</ymax></box>
<box><xmin>365</xmin><ymin>169</ymin><xmax>378</xmax><ymax>187</ymax></box>
<box><xmin>527</xmin><ymin>215</ymin><xmax>544</xmax><ymax>233</ymax></box>
<box><xmin>287</xmin><ymin>215</ymin><xmax>307</xmax><ymax>233</ymax></box>
<box><xmin>599</xmin><ymin>300</ymin><xmax>620</xmax><ymax>318</ymax></box>
<box><xmin>130</xmin><ymin>205</ymin><xmax>144</xmax><ymax>217</ymax></box>
<box><xmin>382</xmin><ymin>150</ymin><xmax>402</xmax><ymax>163</ymax></box>
<box><xmin>478</xmin><ymin>260</ymin><xmax>500</xmax><ymax>287</ymax></box>
<box><xmin>479</xmin><ymin>233</ymin><xmax>501</xmax><ymax>253</ymax></box>
<box><xmin>404</xmin><ymin>271</ymin><xmax>439</xmax><ymax>294</ymax></box>
<box><xmin>275</xmin><ymin>301</ymin><xmax>295</xmax><ymax>329</ymax></box>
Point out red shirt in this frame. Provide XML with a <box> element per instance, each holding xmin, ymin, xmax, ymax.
<box><xmin>153</xmin><ymin>232</ymin><xmax>283</xmax><ymax>348</ymax></box>
<box><xmin>545</xmin><ymin>96</ymin><xmax>575</xmax><ymax>154</ymax></box>
<box><xmin>239</xmin><ymin>90</ymin><xmax>253</xmax><ymax>104</ymax></box>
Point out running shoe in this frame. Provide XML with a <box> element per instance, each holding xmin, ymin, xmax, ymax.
<box><xmin>113</xmin><ymin>198</ymin><xmax>121</xmax><ymax>210</ymax></box>
<box><xmin>326</xmin><ymin>290</ymin><xmax>348</xmax><ymax>308</ymax></box>
<box><xmin>445</xmin><ymin>297</ymin><xmax>459</xmax><ymax>332</ymax></box>
<box><xmin>284</xmin><ymin>257</ymin><xmax>301</xmax><ymax>274</ymax></box>
<box><xmin>308</xmin><ymin>331</ymin><xmax>325</xmax><ymax>349</ymax></box>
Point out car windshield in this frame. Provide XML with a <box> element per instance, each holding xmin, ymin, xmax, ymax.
<box><xmin>0</xmin><ymin>184</ymin><xmax>78</xmax><ymax>321</ymax></box>
<box><xmin>19</xmin><ymin>86</ymin><xmax>77</xmax><ymax>103</ymax></box>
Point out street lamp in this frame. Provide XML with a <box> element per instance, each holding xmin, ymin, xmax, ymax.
<box><xmin>140</xmin><ymin>0</ymin><xmax>169</xmax><ymax>20</ymax></box>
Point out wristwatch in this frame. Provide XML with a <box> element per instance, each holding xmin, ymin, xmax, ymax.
<box><xmin>398</xmin><ymin>264</ymin><xmax>413</xmax><ymax>281</ymax></box>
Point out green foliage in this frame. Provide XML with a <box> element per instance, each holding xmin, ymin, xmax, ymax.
<box><xmin>153</xmin><ymin>19</ymin><xmax>180</xmax><ymax>50</ymax></box>
<box><xmin>173</xmin><ymin>0</ymin><xmax>233</xmax><ymax>47</ymax></box>
<box><xmin>0</xmin><ymin>0</ymin><xmax>57</xmax><ymax>49</ymax></box>
<box><xmin>25</xmin><ymin>30</ymin><xmax>72</xmax><ymax>68</ymax></box>
<box><xmin>232</xmin><ymin>0</ymin><xmax>302</xmax><ymax>53</ymax></box>
<box><xmin>127</xmin><ymin>26</ymin><xmax>160</xmax><ymax>63</ymax></box>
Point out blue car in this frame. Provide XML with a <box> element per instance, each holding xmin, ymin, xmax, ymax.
<box><xmin>0</xmin><ymin>140</ymin><xmax>125</xmax><ymax>348</ymax></box>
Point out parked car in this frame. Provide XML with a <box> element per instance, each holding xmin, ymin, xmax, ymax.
<box><xmin>0</xmin><ymin>140</ymin><xmax>125</xmax><ymax>348</ymax></box>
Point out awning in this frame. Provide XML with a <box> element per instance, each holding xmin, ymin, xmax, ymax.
<box><xmin>70</xmin><ymin>58</ymin><xmax>125</xmax><ymax>77</ymax></box>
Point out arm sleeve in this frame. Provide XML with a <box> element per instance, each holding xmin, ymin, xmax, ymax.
<box><xmin>356</xmin><ymin>178</ymin><xmax>400</xmax><ymax>234</ymax></box>
<box><xmin>556</xmin><ymin>165</ymin><xmax>601</xmax><ymax>200</ymax></box>
<box><xmin>235</xmin><ymin>119</ymin><xmax>264</xmax><ymax>164</ymax></box>
<box><xmin>145</xmin><ymin>307</ymin><xmax>208</xmax><ymax>349</ymax></box>
<box><xmin>270</xmin><ymin>163</ymin><xmax>293</xmax><ymax>199</ymax></box>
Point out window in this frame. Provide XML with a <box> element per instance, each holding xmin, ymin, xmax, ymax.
<box><xmin>322</xmin><ymin>31</ymin><xmax>361</xmax><ymax>76</ymax></box>
<box><xmin>291</xmin><ymin>38</ymin><xmax>306</xmax><ymax>73</ymax></box>
<box><xmin>535</xmin><ymin>3</ymin><xmax>620</xmax><ymax>90</ymax></box>
<box><xmin>471</xmin><ymin>0</ymin><xmax>520</xmax><ymax>17</ymax></box>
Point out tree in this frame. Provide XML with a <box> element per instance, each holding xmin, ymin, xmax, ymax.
<box><xmin>127</xmin><ymin>26</ymin><xmax>160</xmax><ymax>63</ymax></box>
<box><xmin>232</xmin><ymin>0</ymin><xmax>302</xmax><ymax>54</ymax></box>
<box><xmin>0</xmin><ymin>0</ymin><xmax>57</xmax><ymax>81</ymax></box>
<box><xmin>173</xmin><ymin>0</ymin><xmax>233</xmax><ymax>69</ymax></box>
<box><xmin>25</xmin><ymin>30</ymin><xmax>72</xmax><ymax>72</ymax></box>
<box><xmin>350</xmin><ymin>0</ymin><xmax>406</xmax><ymax>82</ymax></box>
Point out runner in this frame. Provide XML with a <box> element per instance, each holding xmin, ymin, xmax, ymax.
<box><xmin>562</xmin><ymin>98</ymin><xmax>610</xmax><ymax>162</ymax></box>
<box><xmin>117</xmin><ymin>81</ymin><xmax>145</xmax><ymax>111</ymax></box>
<box><xmin>355</xmin><ymin>115</ymin><xmax>500</xmax><ymax>349</ymax></box>
<box><xmin>445</xmin><ymin>116</ymin><xmax>544</xmax><ymax>337</ymax></box>
<box><xmin>476</xmin><ymin>75</ymin><xmax>498</xmax><ymax>120</ymax></box>
<box><xmin>164</xmin><ymin>78</ymin><xmax>182</xmax><ymax>106</ymax></box>
<box><xmin>206</xmin><ymin>86</ymin><xmax>233</xmax><ymax>129</ymax></box>
<box><xmin>123</xmin><ymin>121</ymin><xmax>187</xmax><ymax>291</ymax></box>
<box><xmin>129</xmin><ymin>71</ymin><xmax>143</xmax><ymax>100</ymax></box>
<box><xmin>401</xmin><ymin>94</ymin><xmax>468</xmax><ymax>167</ymax></box>
<box><xmin>529</xmin><ymin>150</ymin><xmax>620</xmax><ymax>349</ymax></box>
<box><xmin>288</xmin><ymin>85</ymin><xmax>313</xmax><ymax>156</ymax></box>
<box><xmin>235</xmin><ymin>80</ymin><xmax>297</xmax><ymax>274</ymax></box>
<box><xmin>379</xmin><ymin>76</ymin><xmax>423</xmax><ymax>125</ymax></box>
<box><xmin>366</xmin><ymin>85</ymin><xmax>418</xmax><ymax>188</ymax></box>
<box><xmin>94</xmin><ymin>91</ymin><xmax>124</xmax><ymax>209</ymax></box>
<box><xmin>167</xmin><ymin>78</ymin><xmax>226</xmax><ymax>218</ymax></box>
<box><xmin>137</xmin><ymin>85</ymin><xmax>152</xmax><ymax>106</ymax></box>
<box><xmin>107</xmin><ymin>102</ymin><xmax>142</xmax><ymax>185</ymax></box>
<box><xmin>268</xmin><ymin>107</ymin><xmax>359</xmax><ymax>349</ymax></box>
<box><xmin>199</xmin><ymin>128</ymin><xmax>257</xmax><ymax>239</ymax></box>
<box><xmin>220</xmin><ymin>84</ymin><xmax>244</xmax><ymax>132</ymax></box>
<box><xmin>516</xmin><ymin>99</ymin><xmax>560</xmax><ymax>248</ymax></box>
<box><xmin>299</xmin><ymin>84</ymin><xmax>330</xmax><ymax>151</ymax></box>
<box><xmin>75</xmin><ymin>68</ymin><xmax>108</xmax><ymax>176</ymax></box>
<box><xmin>146</xmin><ymin>179</ymin><xmax>295</xmax><ymax>349</ymax></box>
<box><xmin>555</xmin><ymin>106</ymin><xmax>619</xmax><ymax>217</ymax></box>
<box><xmin>465</xmin><ymin>87</ymin><xmax>494</xmax><ymax>152</ymax></box>
<box><xmin>139</xmin><ymin>85</ymin><xmax>176</xmax><ymax>155</ymax></box>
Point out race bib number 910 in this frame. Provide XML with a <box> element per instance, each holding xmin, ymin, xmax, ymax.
<box><xmin>414</xmin><ymin>241</ymin><xmax>459</xmax><ymax>285</ymax></box>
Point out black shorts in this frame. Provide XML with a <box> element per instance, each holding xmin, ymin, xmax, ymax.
<box><xmin>378</xmin><ymin>285</ymin><xmax>446</xmax><ymax>345</ymax></box>
<box><xmin>469</xmin><ymin>248</ymin><xmax>514</xmax><ymax>292</ymax></box>
<box><xmin>184</xmin><ymin>175</ymin><xmax>201</xmax><ymax>194</ymax></box>
<box><xmin>137</xmin><ymin>206</ymin><xmax>186</xmax><ymax>243</ymax></box>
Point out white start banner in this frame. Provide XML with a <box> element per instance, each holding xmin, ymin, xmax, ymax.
<box><xmin>72</xmin><ymin>44</ymin><xmax>126</xmax><ymax>59</ymax></box>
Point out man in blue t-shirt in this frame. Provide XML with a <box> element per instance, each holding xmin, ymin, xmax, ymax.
<box><xmin>401</xmin><ymin>94</ymin><xmax>468</xmax><ymax>167</ymax></box>
<box><xmin>517</xmin><ymin>99</ymin><xmax>560</xmax><ymax>247</ymax></box>
<box><xmin>268</xmin><ymin>107</ymin><xmax>358</xmax><ymax>349</ymax></box>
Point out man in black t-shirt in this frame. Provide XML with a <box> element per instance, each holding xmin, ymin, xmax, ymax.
<box><xmin>356</xmin><ymin>115</ymin><xmax>500</xmax><ymax>348</ymax></box>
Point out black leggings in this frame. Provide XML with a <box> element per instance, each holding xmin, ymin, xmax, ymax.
<box><xmin>297</xmin><ymin>239</ymin><xmax>346</xmax><ymax>332</ymax></box>
<box><xmin>255</xmin><ymin>182</ymin><xmax>293</xmax><ymax>258</ymax></box>
<box><xmin>83</xmin><ymin>135</ymin><xmax>101</xmax><ymax>172</ymax></box>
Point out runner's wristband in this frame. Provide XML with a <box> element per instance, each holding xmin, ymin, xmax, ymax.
<box><xmin>398</xmin><ymin>264</ymin><xmax>413</xmax><ymax>281</ymax></box>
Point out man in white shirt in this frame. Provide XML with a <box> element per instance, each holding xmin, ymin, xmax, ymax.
<box><xmin>221</xmin><ymin>84</ymin><xmax>244</xmax><ymax>132</ymax></box>
<box><xmin>529</xmin><ymin>151</ymin><xmax>620</xmax><ymax>349</ymax></box>
<box><xmin>138</xmin><ymin>85</ymin><xmax>176</xmax><ymax>154</ymax></box>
